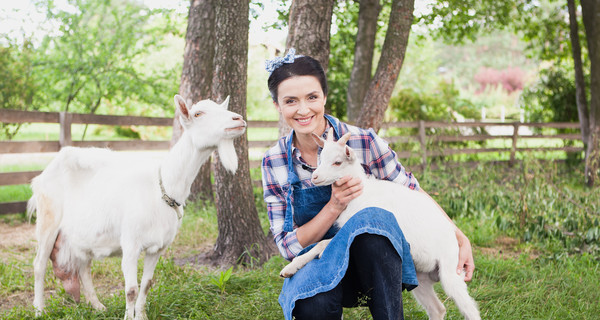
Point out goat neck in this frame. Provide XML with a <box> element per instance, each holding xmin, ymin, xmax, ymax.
<box><xmin>159</xmin><ymin>132</ymin><xmax>214</xmax><ymax>205</ymax></box>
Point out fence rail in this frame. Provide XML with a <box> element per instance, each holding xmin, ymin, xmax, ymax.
<box><xmin>0</xmin><ymin>109</ymin><xmax>583</xmax><ymax>215</ymax></box>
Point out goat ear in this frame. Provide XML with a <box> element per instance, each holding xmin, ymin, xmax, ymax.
<box><xmin>174</xmin><ymin>95</ymin><xmax>192</xmax><ymax>125</ymax></box>
<box><xmin>326</xmin><ymin>129</ymin><xmax>334</xmax><ymax>141</ymax></box>
<box><xmin>338</xmin><ymin>132</ymin><xmax>351</xmax><ymax>145</ymax></box>
<box><xmin>344</xmin><ymin>145</ymin><xmax>356</xmax><ymax>162</ymax></box>
<box><xmin>312</xmin><ymin>132</ymin><xmax>325</xmax><ymax>148</ymax></box>
<box><xmin>220</xmin><ymin>96</ymin><xmax>230</xmax><ymax>110</ymax></box>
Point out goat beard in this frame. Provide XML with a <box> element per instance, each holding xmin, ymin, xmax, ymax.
<box><xmin>217</xmin><ymin>139</ymin><xmax>238</xmax><ymax>173</ymax></box>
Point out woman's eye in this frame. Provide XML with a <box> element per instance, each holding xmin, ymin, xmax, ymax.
<box><xmin>284</xmin><ymin>99</ymin><xmax>295</xmax><ymax>105</ymax></box>
<box><xmin>309</xmin><ymin>95</ymin><xmax>318</xmax><ymax>100</ymax></box>
<box><xmin>194</xmin><ymin>111</ymin><xmax>204</xmax><ymax>118</ymax></box>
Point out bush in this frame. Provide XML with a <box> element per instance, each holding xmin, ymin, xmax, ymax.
<box><xmin>474</xmin><ymin>66</ymin><xmax>526</xmax><ymax>94</ymax></box>
<box><xmin>386</xmin><ymin>80</ymin><xmax>484</xmax><ymax>161</ymax></box>
<box><xmin>520</xmin><ymin>66</ymin><xmax>583</xmax><ymax>163</ymax></box>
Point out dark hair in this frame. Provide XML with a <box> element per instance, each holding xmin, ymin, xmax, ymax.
<box><xmin>267</xmin><ymin>56</ymin><xmax>328</xmax><ymax>102</ymax></box>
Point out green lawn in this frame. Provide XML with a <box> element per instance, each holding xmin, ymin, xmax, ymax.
<box><xmin>1</xmin><ymin>161</ymin><xmax>598</xmax><ymax>319</ymax></box>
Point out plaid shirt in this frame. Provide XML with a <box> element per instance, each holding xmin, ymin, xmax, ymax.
<box><xmin>261</xmin><ymin>115</ymin><xmax>420</xmax><ymax>260</ymax></box>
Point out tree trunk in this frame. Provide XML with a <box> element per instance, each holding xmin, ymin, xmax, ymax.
<box><xmin>347</xmin><ymin>0</ymin><xmax>381</xmax><ymax>123</ymax></box>
<box><xmin>567</xmin><ymin>0</ymin><xmax>590</xmax><ymax>148</ymax></box>
<box><xmin>280</xmin><ymin>0</ymin><xmax>336</xmax><ymax>137</ymax></box>
<box><xmin>171</xmin><ymin>0</ymin><xmax>216</xmax><ymax>201</ymax></box>
<box><xmin>210</xmin><ymin>0</ymin><xmax>276</xmax><ymax>266</ymax></box>
<box><xmin>582</xmin><ymin>0</ymin><xmax>600</xmax><ymax>186</ymax></box>
<box><xmin>286</xmin><ymin>0</ymin><xmax>335</xmax><ymax>73</ymax></box>
<box><xmin>356</xmin><ymin>0</ymin><xmax>414</xmax><ymax>132</ymax></box>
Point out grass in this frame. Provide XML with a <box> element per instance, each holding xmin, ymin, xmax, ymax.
<box><xmin>1</xmin><ymin>161</ymin><xmax>599</xmax><ymax>319</ymax></box>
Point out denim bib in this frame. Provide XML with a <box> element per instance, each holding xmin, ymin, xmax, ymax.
<box><xmin>282</xmin><ymin>114</ymin><xmax>340</xmax><ymax>240</ymax></box>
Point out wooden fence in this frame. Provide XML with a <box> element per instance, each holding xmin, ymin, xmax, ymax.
<box><xmin>0</xmin><ymin>109</ymin><xmax>583</xmax><ymax>215</ymax></box>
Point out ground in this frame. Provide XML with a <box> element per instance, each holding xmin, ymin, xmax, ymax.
<box><xmin>0</xmin><ymin>218</ymin><xmax>534</xmax><ymax>314</ymax></box>
<box><xmin>0</xmin><ymin>221</ymin><xmax>36</xmax><ymax>311</ymax></box>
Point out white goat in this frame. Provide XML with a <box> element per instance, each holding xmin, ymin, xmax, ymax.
<box><xmin>28</xmin><ymin>95</ymin><xmax>246</xmax><ymax>320</ymax></box>
<box><xmin>279</xmin><ymin>130</ymin><xmax>480</xmax><ymax>320</ymax></box>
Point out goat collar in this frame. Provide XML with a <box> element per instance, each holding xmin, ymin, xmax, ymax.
<box><xmin>158</xmin><ymin>167</ymin><xmax>183</xmax><ymax>220</ymax></box>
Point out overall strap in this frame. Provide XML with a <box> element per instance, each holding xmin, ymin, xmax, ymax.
<box><xmin>323</xmin><ymin>114</ymin><xmax>342</xmax><ymax>140</ymax></box>
<box><xmin>283</xmin><ymin>133</ymin><xmax>299</xmax><ymax>232</ymax></box>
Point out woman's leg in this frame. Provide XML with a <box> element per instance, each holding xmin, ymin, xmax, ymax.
<box><xmin>292</xmin><ymin>281</ymin><xmax>344</xmax><ymax>320</ymax></box>
<box><xmin>349</xmin><ymin>233</ymin><xmax>404</xmax><ymax>320</ymax></box>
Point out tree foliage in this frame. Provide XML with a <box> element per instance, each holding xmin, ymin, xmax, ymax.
<box><xmin>33</xmin><ymin>0</ymin><xmax>179</xmax><ymax>116</ymax></box>
<box><xmin>0</xmin><ymin>38</ymin><xmax>39</xmax><ymax>139</ymax></box>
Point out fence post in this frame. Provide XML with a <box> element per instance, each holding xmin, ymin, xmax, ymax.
<box><xmin>59</xmin><ymin>111</ymin><xmax>72</xmax><ymax>148</ymax></box>
<box><xmin>509</xmin><ymin>122</ymin><xmax>519</xmax><ymax>166</ymax></box>
<box><xmin>418</xmin><ymin>120</ymin><xmax>427</xmax><ymax>168</ymax></box>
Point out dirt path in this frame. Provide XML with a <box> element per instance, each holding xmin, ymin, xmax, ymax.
<box><xmin>0</xmin><ymin>221</ymin><xmax>37</xmax><ymax>313</ymax></box>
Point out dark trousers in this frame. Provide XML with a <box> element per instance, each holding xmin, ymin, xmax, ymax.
<box><xmin>292</xmin><ymin>234</ymin><xmax>404</xmax><ymax>320</ymax></box>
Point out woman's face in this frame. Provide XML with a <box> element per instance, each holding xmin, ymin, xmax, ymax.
<box><xmin>275</xmin><ymin>75</ymin><xmax>327</xmax><ymax>137</ymax></box>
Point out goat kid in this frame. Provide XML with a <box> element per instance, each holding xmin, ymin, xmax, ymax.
<box><xmin>279</xmin><ymin>130</ymin><xmax>480</xmax><ymax>320</ymax></box>
<box><xmin>28</xmin><ymin>95</ymin><xmax>246</xmax><ymax>320</ymax></box>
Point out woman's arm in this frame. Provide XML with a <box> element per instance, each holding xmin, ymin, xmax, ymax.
<box><xmin>419</xmin><ymin>188</ymin><xmax>475</xmax><ymax>282</ymax></box>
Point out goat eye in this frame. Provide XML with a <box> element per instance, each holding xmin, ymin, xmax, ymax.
<box><xmin>333</xmin><ymin>161</ymin><xmax>342</xmax><ymax>166</ymax></box>
<box><xmin>194</xmin><ymin>111</ymin><xmax>204</xmax><ymax>118</ymax></box>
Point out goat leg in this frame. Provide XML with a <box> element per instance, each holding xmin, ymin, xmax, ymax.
<box><xmin>49</xmin><ymin>232</ymin><xmax>81</xmax><ymax>302</ymax></box>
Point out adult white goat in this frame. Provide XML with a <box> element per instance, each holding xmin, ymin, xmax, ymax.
<box><xmin>279</xmin><ymin>130</ymin><xmax>480</xmax><ymax>320</ymax></box>
<box><xmin>28</xmin><ymin>95</ymin><xmax>246</xmax><ymax>320</ymax></box>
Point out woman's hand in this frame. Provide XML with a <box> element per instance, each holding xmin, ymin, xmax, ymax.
<box><xmin>297</xmin><ymin>176</ymin><xmax>363</xmax><ymax>247</ymax></box>
<box><xmin>456</xmin><ymin>229</ymin><xmax>475</xmax><ymax>282</ymax></box>
<box><xmin>328</xmin><ymin>176</ymin><xmax>363</xmax><ymax>213</ymax></box>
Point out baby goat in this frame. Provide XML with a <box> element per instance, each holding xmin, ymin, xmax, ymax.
<box><xmin>28</xmin><ymin>95</ymin><xmax>246</xmax><ymax>320</ymax></box>
<box><xmin>280</xmin><ymin>130</ymin><xmax>480</xmax><ymax>320</ymax></box>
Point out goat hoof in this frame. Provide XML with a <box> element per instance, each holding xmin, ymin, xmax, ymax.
<box><xmin>134</xmin><ymin>311</ymin><xmax>148</xmax><ymax>320</ymax></box>
<box><xmin>92</xmin><ymin>302</ymin><xmax>106</xmax><ymax>311</ymax></box>
<box><xmin>279</xmin><ymin>265</ymin><xmax>298</xmax><ymax>278</ymax></box>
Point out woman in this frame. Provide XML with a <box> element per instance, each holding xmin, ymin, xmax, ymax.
<box><xmin>261</xmin><ymin>49</ymin><xmax>474</xmax><ymax>320</ymax></box>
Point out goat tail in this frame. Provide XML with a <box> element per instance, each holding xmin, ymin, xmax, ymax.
<box><xmin>27</xmin><ymin>192</ymin><xmax>37</xmax><ymax>222</ymax></box>
<box><xmin>438</xmin><ymin>260</ymin><xmax>480</xmax><ymax>320</ymax></box>
<box><xmin>27</xmin><ymin>174</ymin><xmax>44</xmax><ymax>222</ymax></box>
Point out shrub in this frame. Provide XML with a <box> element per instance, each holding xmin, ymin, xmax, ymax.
<box><xmin>386</xmin><ymin>80</ymin><xmax>484</xmax><ymax>161</ymax></box>
<box><xmin>474</xmin><ymin>66</ymin><xmax>525</xmax><ymax>94</ymax></box>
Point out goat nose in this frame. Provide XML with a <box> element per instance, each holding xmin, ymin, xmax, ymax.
<box><xmin>232</xmin><ymin>115</ymin><xmax>242</xmax><ymax>121</ymax></box>
<box><xmin>312</xmin><ymin>174</ymin><xmax>318</xmax><ymax>181</ymax></box>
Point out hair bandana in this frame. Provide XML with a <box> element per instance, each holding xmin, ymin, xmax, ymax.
<box><xmin>264</xmin><ymin>48</ymin><xmax>303</xmax><ymax>75</ymax></box>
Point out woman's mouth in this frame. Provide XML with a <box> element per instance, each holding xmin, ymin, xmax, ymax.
<box><xmin>295</xmin><ymin>115</ymin><xmax>313</xmax><ymax>126</ymax></box>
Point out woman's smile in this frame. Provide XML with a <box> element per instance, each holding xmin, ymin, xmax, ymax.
<box><xmin>295</xmin><ymin>115</ymin><xmax>314</xmax><ymax>126</ymax></box>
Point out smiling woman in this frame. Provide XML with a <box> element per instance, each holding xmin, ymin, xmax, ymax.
<box><xmin>261</xmin><ymin>49</ymin><xmax>475</xmax><ymax>320</ymax></box>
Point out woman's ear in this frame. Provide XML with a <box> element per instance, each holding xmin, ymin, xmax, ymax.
<box><xmin>273</xmin><ymin>100</ymin><xmax>281</xmax><ymax>113</ymax></box>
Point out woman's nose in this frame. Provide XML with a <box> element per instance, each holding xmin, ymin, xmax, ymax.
<box><xmin>297</xmin><ymin>100</ymin><xmax>309</xmax><ymax>115</ymax></box>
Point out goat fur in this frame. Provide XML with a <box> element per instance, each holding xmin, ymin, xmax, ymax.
<box><xmin>279</xmin><ymin>130</ymin><xmax>480</xmax><ymax>320</ymax></box>
<box><xmin>28</xmin><ymin>95</ymin><xmax>246</xmax><ymax>320</ymax></box>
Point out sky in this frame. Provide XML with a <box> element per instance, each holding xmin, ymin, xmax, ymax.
<box><xmin>0</xmin><ymin>0</ymin><xmax>433</xmax><ymax>41</ymax></box>
<box><xmin>0</xmin><ymin>0</ymin><xmax>286</xmax><ymax>45</ymax></box>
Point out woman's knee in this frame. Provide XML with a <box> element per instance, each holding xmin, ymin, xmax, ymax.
<box><xmin>293</xmin><ymin>288</ymin><xmax>344</xmax><ymax>320</ymax></box>
<box><xmin>351</xmin><ymin>234</ymin><xmax>398</xmax><ymax>258</ymax></box>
